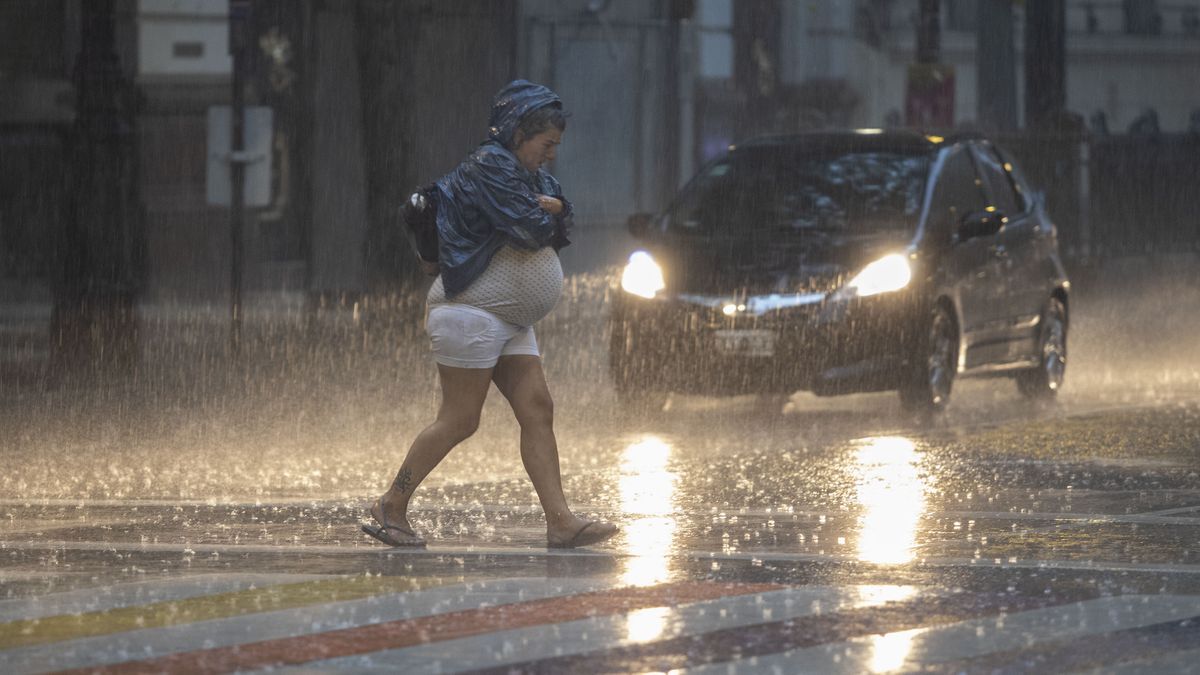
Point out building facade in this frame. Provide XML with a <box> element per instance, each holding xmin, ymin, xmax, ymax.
<box><xmin>3</xmin><ymin>0</ymin><xmax>1197</xmax><ymax>307</ymax></box>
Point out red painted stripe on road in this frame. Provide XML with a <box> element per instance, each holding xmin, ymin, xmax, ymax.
<box><xmin>58</xmin><ymin>581</ymin><xmax>782</xmax><ymax>675</ymax></box>
<box><xmin>465</xmin><ymin>590</ymin><xmax>1090</xmax><ymax>674</ymax></box>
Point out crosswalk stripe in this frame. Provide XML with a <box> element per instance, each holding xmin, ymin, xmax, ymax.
<box><xmin>679</xmin><ymin>594</ymin><xmax>1200</xmax><ymax>674</ymax></box>
<box><xmin>1</xmin><ymin>577</ymin><xmax>603</xmax><ymax>675</ymax></box>
<box><xmin>0</xmin><ymin>573</ymin><xmax>328</xmax><ymax>623</ymax></box>
<box><xmin>0</xmin><ymin>574</ymin><xmax>459</xmax><ymax>650</ymax></box>
<box><xmin>59</xmin><ymin>581</ymin><xmax>783</xmax><ymax>675</ymax></box>
<box><xmin>283</xmin><ymin>585</ymin><xmax>925</xmax><ymax>674</ymax></box>
<box><xmin>922</xmin><ymin>612</ymin><xmax>1200</xmax><ymax>673</ymax></box>
<box><xmin>1082</xmin><ymin>646</ymin><xmax>1200</xmax><ymax>674</ymax></box>
<box><xmin>457</xmin><ymin>586</ymin><xmax>1075</xmax><ymax>674</ymax></box>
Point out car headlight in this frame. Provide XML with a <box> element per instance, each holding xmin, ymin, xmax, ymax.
<box><xmin>844</xmin><ymin>253</ymin><xmax>912</xmax><ymax>297</ymax></box>
<box><xmin>620</xmin><ymin>250</ymin><xmax>665</xmax><ymax>299</ymax></box>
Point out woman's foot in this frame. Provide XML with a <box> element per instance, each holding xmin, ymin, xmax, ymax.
<box><xmin>547</xmin><ymin>518</ymin><xmax>619</xmax><ymax>549</ymax></box>
<box><xmin>363</xmin><ymin>497</ymin><xmax>426</xmax><ymax>547</ymax></box>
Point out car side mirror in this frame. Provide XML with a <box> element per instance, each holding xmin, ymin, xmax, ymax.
<box><xmin>958</xmin><ymin>210</ymin><xmax>1005</xmax><ymax>242</ymax></box>
<box><xmin>627</xmin><ymin>212</ymin><xmax>654</xmax><ymax>238</ymax></box>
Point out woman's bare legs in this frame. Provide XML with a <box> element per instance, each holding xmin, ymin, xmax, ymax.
<box><xmin>492</xmin><ymin>355</ymin><xmax>617</xmax><ymax>545</ymax></box>
<box><xmin>375</xmin><ymin>364</ymin><xmax>495</xmax><ymax>533</ymax></box>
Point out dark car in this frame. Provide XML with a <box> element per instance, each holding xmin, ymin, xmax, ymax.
<box><xmin>609</xmin><ymin>130</ymin><xmax>1069</xmax><ymax>414</ymax></box>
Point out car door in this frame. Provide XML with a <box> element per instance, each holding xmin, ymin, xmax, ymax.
<box><xmin>971</xmin><ymin>143</ymin><xmax>1042</xmax><ymax>362</ymax></box>
<box><xmin>926</xmin><ymin>144</ymin><xmax>1005</xmax><ymax>368</ymax></box>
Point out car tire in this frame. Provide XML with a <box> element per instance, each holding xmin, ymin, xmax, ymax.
<box><xmin>899</xmin><ymin>303</ymin><xmax>958</xmax><ymax>416</ymax></box>
<box><xmin>1016</xmin><ymin>297</ymin><xmax>1067</xmax><ymax>401</ymax></box>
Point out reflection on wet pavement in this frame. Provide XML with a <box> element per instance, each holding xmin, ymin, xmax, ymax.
<box><xmin>618</xmin><ymin>435</ymin><xmax>677</xmax><ymax>587</ymax></box>
<box><xmin>3</xmin><ymin>272</ymin><xmax>1200</xmax><ymax>671</ymax></box>
<box><xmin>854</xmin><ymin>436</ymin><xmax>927</xmax><ymax>565</ymax></box>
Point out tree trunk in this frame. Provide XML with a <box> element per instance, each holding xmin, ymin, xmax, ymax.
<box><xmin>51</xmin><ymin>0</ymin><xmax>143</xmax><ymax>378</ymax></box>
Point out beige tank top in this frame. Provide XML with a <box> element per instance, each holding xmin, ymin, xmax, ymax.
<box><xmin>427</xmin><ymin>245</ymin><xmax>564</xmax><ymax>327</ymax></box>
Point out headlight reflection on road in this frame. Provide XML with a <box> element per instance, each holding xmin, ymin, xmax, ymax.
<box><xmin>624</xmin><ymin>606</ymin><xmax>671</xmax><ymax>644</ymax></box>
<box><xmin>868</xmin><ymin>627</ymin><xmax>922</xmax><ymax>673</ymax></box>
<box><xmin>854</xmin><ymin>436</ymin><xmax>927</xmax><ymax>565</ymax></box>
<box><xmin>618</xmin><ymin>436</ymin><xmax>678</xmax><ymax>589</ymax></box>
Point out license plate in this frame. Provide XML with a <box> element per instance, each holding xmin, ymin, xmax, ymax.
<box><xmin>713</xmin><ymin>329</ymin><xmax>776</xmax><ymax>357</ymax></box>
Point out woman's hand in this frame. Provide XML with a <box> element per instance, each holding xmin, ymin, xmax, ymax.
<box><xmin>536</xmin><ymin>195</ymin><xmax>564</xmax><ymax>216</ymax></box>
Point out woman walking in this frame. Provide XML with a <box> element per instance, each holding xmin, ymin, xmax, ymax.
<box><xmin>362</xmin><ymin>80</ymin><xmax>619</xmax><ymax>549</ymax></box>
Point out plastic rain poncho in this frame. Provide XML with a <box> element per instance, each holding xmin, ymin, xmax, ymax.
<box><xmin>435</xmin><ymin>80</ymin><xmax>573</xmax><ymax>297</ymax></box>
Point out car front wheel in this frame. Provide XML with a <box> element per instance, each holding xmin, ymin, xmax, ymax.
<box><xmin>1017</xmin><ymin>297</ymin><xmax>1067</xmax><ymax>400</ymax></box>
<box><xmin>899</xmin><ymin>303</ymin><xmax>958</xmax><ymax>416</ymax></box>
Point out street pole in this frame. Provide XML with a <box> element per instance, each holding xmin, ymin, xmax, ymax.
<box><xmin>977</xmin><ymin>0</ymin><xmax>1017</xmax><ymax>131</ymax></box>
<box><xmin>906</xmin><ymin>0</ymin><xmax>953</xmax><ymax>128</ymax></box>
<box><xmin>229</xmin><ymin>0</ymin><xmax>249</xmax><ymax>357</ymax></box>
<box><xmin>916</xmin><ymin>0</ymin><xmax>940</xmax><ymax>64</ymax></box>
<box><xmin>1025</xmin><ymin>0</ymin><xmax>1067</xmax><ymax>131</ymax></box>
<box><xmin>52</xmin><ymin>0</ymin><xmax>142</xmax><ymax>376</ymax></box>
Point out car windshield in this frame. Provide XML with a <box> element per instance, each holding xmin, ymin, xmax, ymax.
<box><xmin>664</xmin><ymin>149</ymin><xmax>930</xmax><ymax>238</ymax></box>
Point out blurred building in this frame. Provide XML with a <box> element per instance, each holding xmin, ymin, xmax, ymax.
<box><xmin>2</xmin><ymin>0</ymin><xmax>1197</xmax><ymax>308</ymax></box>
<box><xmin>687</xmin><ymin>0</ymin><xmax>1200</xmax><ymax>154</ymax></box>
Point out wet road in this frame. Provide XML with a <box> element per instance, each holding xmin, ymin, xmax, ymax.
<box><xmin>3</xmin><ymin>268</ymin><xmax>1200</xmax><ymax>673</ymax></box>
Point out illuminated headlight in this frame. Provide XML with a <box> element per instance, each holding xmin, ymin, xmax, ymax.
<box><xmin>844</xmin><ymin>254</ymin><xmax>912</xmax><ymax>297</ymax></box>
<box><xmin>620</xmin><ymin>251</ymin><xmax>665</xmax><ymax>299</ymax></box>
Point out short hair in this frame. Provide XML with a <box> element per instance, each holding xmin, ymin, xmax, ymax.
<box><xmin>513</xmin><ymin>105</ymin><xmax>567</xmax><ymax>147</ymax></box>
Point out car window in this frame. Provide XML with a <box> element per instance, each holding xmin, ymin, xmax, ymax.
<box><xmin>926</xmin><ymin>145</ymin><xmax>989</xmax><ymax>238</ymax></box>
<box><xmin>664</xmin><ymin>149</ymin><xmax>929</xmax><ymax>240</ymax></box>
<box><xmin>993</xmin><ymin>146</ymin><xmax>1034</xmax><ymax>213</ymax></box>
<box><xmin>971</xmin><ymin>144</ymin><xmax>1022</xmax><ymax>216</ymax></box>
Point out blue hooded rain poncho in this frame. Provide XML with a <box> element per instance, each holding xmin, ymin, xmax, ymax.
<box><xmin>435</xmin><ymin>80</ymin><xmax>573</xmax><ymax>297</ymax></box>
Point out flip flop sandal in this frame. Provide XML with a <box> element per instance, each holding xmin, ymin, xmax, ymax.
<box><xmin>548</xmin><ymin>520</ymin><xmax>618</xmax><ymax>549</ymax></box>
<box><xmin>362</xmin><ymin>498</ymin><xmax>426</xmax><ymax>548</ymax></box>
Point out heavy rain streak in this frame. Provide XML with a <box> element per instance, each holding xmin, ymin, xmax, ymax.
<box><xmin>3</xmin><ymin>1</ymin><xmax>1200</xmax><ymax>673</ymax></box>
<box><xmin>2</xmin><ymin>260</ymin><xmax>1200</xmax><ymax>542</ymax></box>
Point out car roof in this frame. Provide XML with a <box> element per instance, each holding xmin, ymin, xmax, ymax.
<box><xmin>732</xmin><ymin>129</ymin><xmax>986</xmax><ymax>156</ymax></box>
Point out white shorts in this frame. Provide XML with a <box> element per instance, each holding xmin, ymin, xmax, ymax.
<box><xmin>426</xmin><ymin>303</ymin><xmax>539</xmax><ymax>369</ymax></box>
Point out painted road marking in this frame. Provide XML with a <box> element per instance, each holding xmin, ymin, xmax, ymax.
<box><xmin>921</xmin><ymin>610</ymin><xmax>1200</xmax><ymax>672</ymax></box>
<box><xmin>0</xmin><ymin>573</ymin><xmax>327</xmax><ymax>623</ymax></box>
<box><xmin>680</xmin><ymin>594</ymin><xmax>1200</xmax><ymax>674</ymax></box>
<box><xmin>0</xmin><ymin>577</ymin><xmax>606</xmax><ymax>675</ymax></box>
<box><xmin>286</xmin><ymin>585</ymin><xmax>926</xmax><ymax>674</ymax></box>
<box><xmin>0</xmin><ymin>574</ymin><xmax>1194</xmax><ymax>674</ymax></box>
<box><xmin>7</xmin><ymin>539</ymin><xmax>1200</xmax><ymax>577</ymax></box>
<box><xmin>1086</xmin><ymin>647</ymin><xmax>1200</xmax><ymax>674</ymax></box>
<box><xmin>0</xmin><ymin>574</ymin><xmax>458</xmax><ymax>650</ymax></box>
<box><xmin>58</xmin><ymin>582</ymin><xmax>782</xmax><ymax>674</ymax></box>
<box><xmin>459</xmin><ymin>587</ymin><xmax>1079</xmax><ymax>674</ymax></box>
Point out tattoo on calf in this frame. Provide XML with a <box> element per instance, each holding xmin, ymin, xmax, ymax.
<box><xmin>392</xmin><ymin>467</ymin><xmax>413</xmax><ymax>494</ymax></box>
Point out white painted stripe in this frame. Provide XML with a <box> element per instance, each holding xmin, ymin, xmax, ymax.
<box><xmin>276</xmin><ymin>585</ymin><xmax>929</xmax><ymax>674</ymax></box>
<box><xmin>1078</xmin><ymin>647</ymin><xmax>1200</xmax><ymax>674</ymax></box>
<box><xmin>681</xmin><ymin>594</ymin><xmax>1200</xmax><ymax>674</ymax></box>
<box><xmin>9</xmin><ymin>497</ymin><xmax>1199</xmax><ymax>524</ymax></box>
<box><xmin>0</xmin><ymin>573</ymin><xmax>329</xmax><ymax>623</ymax></box>
<box><xmin>0</xmin><ymin>577</ymin><xmax>611</xmax><ymax>675</ymax></box>
<box><xmin>935</xmin><ymin>511</ymin><xmax>1200</xmax><ymax>527</ymax></box>
<box><xmin>5</xmin><ymin>539</ymin><xmax>1200</xmax><ymax>577</ymax></box>
<box><xmin>6</xmin><ymin>501</ymin><xmax>1200</xmax><ymax>536</ymax></box>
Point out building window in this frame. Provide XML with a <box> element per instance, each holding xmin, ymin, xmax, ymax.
<box><xmin>944</xmin><ymin>0</ymin><xmax>978</xmax><ymax>32</ymax></box>
<box><xmin>1123</xmin><ymin>0</ymin><xmax>1163</xmax><ymax>34</ymax></box>
<box><xmin>697</xmin><ymin>0</ymin><xmax>733</xmax><ymax>79</ymax></box>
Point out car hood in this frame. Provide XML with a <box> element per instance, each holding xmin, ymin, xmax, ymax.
<box><xmin>652</xmin><ymin>232</ymin><xmax>910</xmax><ymax>297</ymax></box>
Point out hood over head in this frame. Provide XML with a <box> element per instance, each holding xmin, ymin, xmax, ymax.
<box><xmin>488</xmin><ymin>79</ymin><xmax>562</xmax><ymax>147</ymax></box>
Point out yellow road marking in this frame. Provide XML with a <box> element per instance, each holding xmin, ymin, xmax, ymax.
<box><xmin>0</xmin><ymin>574</ymin><xmax>466</xmax><ymax>650</ymax></box>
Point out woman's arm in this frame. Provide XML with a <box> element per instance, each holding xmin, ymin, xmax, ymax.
<box><xmin>537</xmin><ymin>172</ymin><xmax>573</xmax><ymax>250</ymax></box>
<box><xmin>470</xmin><ymin>151</ymin><xmax>560</xmax><ymax>249</ymax></box>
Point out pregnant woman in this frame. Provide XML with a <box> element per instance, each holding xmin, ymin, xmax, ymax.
<box><xmin>362</xmin><ymin>80</ymin><xmax>619</xmax><ymax>550</ymax></box>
